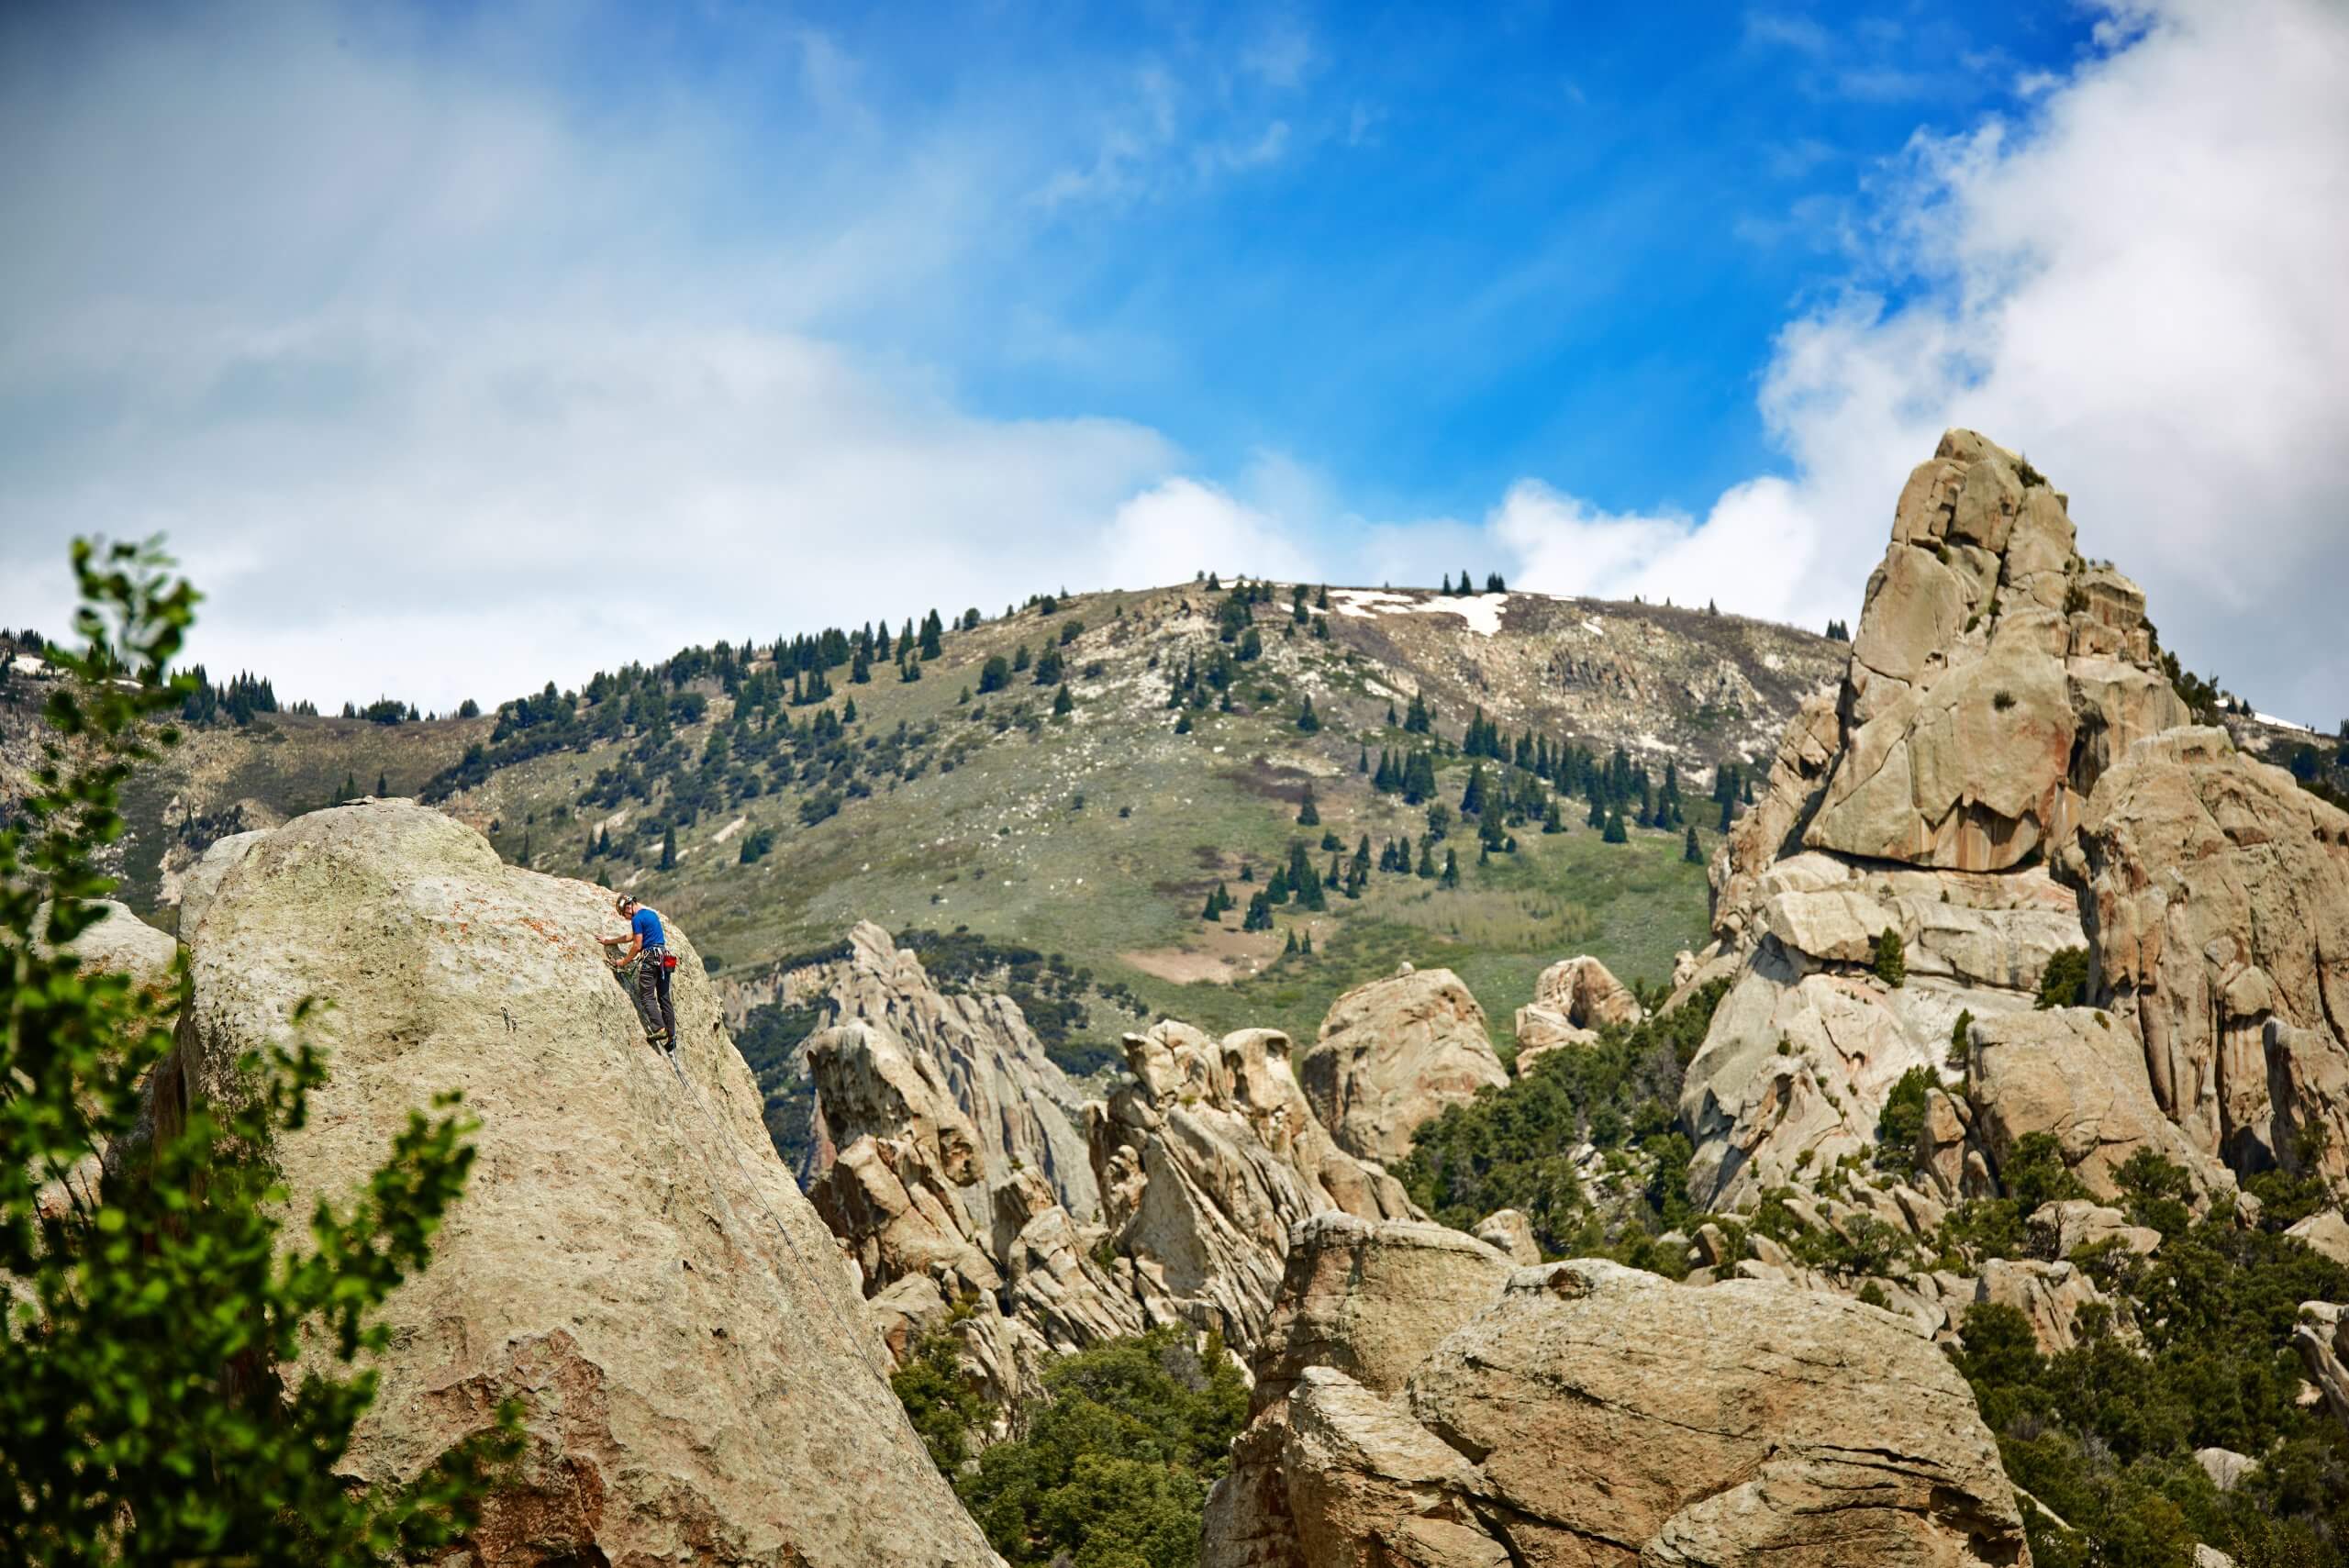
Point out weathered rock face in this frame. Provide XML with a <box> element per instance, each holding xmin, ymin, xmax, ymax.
<box><xmin>1299</xmin><ymin>967</ymin><xmax>1506</xmax><ymax>1164</ymax></box>
<box><xmin>165</xmin><ymin>801</ymin><xmax>995</xmax><ymax>1566</ymax></box>
<box><xmin>1682</xmin><ymin>430</ymin><xmax>2206</xmax><ymax>1211</ymax></box>
<box><xmin>1204</xmin><ymin>1215</ymin><xmax>1518</xmax><ymax>1568</ymax></box>
<box><xmin>804</xmin><ymin>1007</ymin><xmax>1143</xmax><ymax>1423</ymax></box>
<box><xmin>818</xmin><ymin>922</ymin><xmax>1100</xmax><ymax>1221</ymax></box>
<box><xmin>1208</xmin><ymin>1258</ymin><xmax>2031</xmax><ymax>1568</ymax></box>
<box><xmin>1091</xmin><ymin>1020</ymin><xmax>1418</xmax><ymax>1347</ymax></box>
<box><xmin>2059</xmin><ymin>727</ymin><xmax>2349</xmax><ymax>1183</ymax></box>
<box><xmin>1966</xmin><ymin>1006</ymin><xmax>2230</xmax><ymax>1201</ymax></box>
<box><xmin>39</xmin><ymin>897</ymin><xmax>178</xmax><ymax>992</ymax></box>
<box><xmin>1512</xmin><ymin>954</ymin><xmax>1643</xmax><ymax>1074</ymax></box>
<box><xmin>1807</xmin><ymin>431</ymin><xmax>2182</xmax><ymax>877</ymax></box>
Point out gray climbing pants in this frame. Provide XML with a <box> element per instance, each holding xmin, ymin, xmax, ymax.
<box><xmin>631</xmin><ymin>945</ymin><xmax>678</xmax><ymax>1044</ymax></box>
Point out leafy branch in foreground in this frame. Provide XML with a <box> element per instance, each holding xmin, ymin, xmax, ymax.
<box><xmin>0</xmin><ymin>538</ymin><xmax>518</xmax><ymax>1565</ymax></box>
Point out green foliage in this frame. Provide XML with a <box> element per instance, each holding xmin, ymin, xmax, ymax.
<box><xmin>1954</xmin><ymin>1162</ymin><xmax>2349</xmax><ymax>1566</ymax></box>
<box><xmin>736</xmin><ymin>1001</ymin><xmax>825</xmax><ymax>1169</ymax></box>
<box><xmin>1875</xmin><ymin>1065</ymin><xmax>1934</xmax><ymax>1173</ymax></box>
<box><xmin>1938</xmin><ymin>1132</ymin><xmax>2091</xmax><ymax>1262</ymax></box>
<box><xmin>2040</xmin><ymin>946</ymin><xmax>2092</xmax><ymax>1009</ymax></box>
<box><xmin>948</xmin><ymin>1327</ymin><xmax>1249</xmax><ymax>1568</ymax></box>
<box><xmin>1872</xmin><ymin>926</ymin><xmax>1906</xmax><ymax>986</ymax></box>
<box><xmin>1</xmin><ymin>539</ymin><xmax>517</xmax><ymax>1564</ymax></box>
<box><xmin>891</xmin><ymin>1313</ymin><xmax>992</xmax><ymax>1471</ymax></box>
<box><xmin>1397</xmin><ymin>981</ymin><xmax>1730</xmax><ymax>1255</ymax></box>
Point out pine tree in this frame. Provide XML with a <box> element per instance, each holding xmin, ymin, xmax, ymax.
<box><xmin>1052</xmin><ymin>683</ymin><xmax>1074</xmax><ymax>717</ymax></box>
<box><xmin>1543</xmin><ymin>797</ymin><xmax>1564</xmax><ymax>834</ymax></box>
<box><xmin>375</xmin><ymin>770</ymin><xmax>388</xmax><ymax>796</ymax></box>
<box><xmin>1602</xmin><ymin>810</ymin><xmax>1628</xmax><ymax>845</ymax></box>
<box><xmin>920</xmin><ymin>611</ymin><xmax>942</xmax><ymax>660</ymax></box>
<box><xmin>596</xmin><ymin>826</ymin><xmax>611</xmax><ymax>858</ymax></box>
<box><xmin>1297</xmin><ymin>695</ymin><xmax>1320</xmax><ymax>734</ymax></box>
<box><xmin>1282</xmin><ymin>929</ymin><xmax>1297</xmax><ymax>955</ymax></box>
<box><xmin>1239</xmin><ymin>862</ymin><xmax>1253</xmax><ymax>883</ymax></box>
<box><xmin>1358</xmin><ymin>746</ymin><xmax>1370</xmax><ymax>773</ymax></box>
<box><xmin>1203</xmin><ymin>883</ymin><xmax>1230</xmax><ymax>920</ymax></box>
<box><xmin>1174</xmin><ymin>713</ymin><xmax>1192</xmax><ymax>734</ymax></box>
<box><xmin>1416</xmin><ymin>842</ymin><xmax>1436</xmax><ymax>879</ymax></box>
<box><xmin>659</xmin><ymin>826</ymin><xmax>677</xmax><ymax>870</ymax></box>
<box><xmin>1244</xmin><ymin>892</ymin><xmax>1273</xmax><ymax>932</ymax></box>
<box><xmin>1297</xmin><ymin>783</ymin><xmax>1319</xmax><ymax>827</ymax></box>
<box><xmin>1440</xmin><ymin>848</ymin><xmax>1460</xmax><ymax>887</ymax></box>
<box><xmin>1441</xmin><ymin>573</ymin><xmax>1453</xmax><ymax>593</ymax></box>
<box><xmin>1299</xmin><ymin>930</ymin><xmax>1314</xmax><ymax>956</ymax></box>
<box><xmin>1404</xmin><ymin>692</ymin><xmax>1431</xmax><ymax>734</ymax></box>
<box><xmin>1460</xmin><ymin>762</ymin><xmax>1486</xmax><ymax>817</ymax></box>
<box><xmin>1386</xmin><ymin>702</ymin><xmax>1399</xmax><ymax>726</ymax></box>
<box><xmin>1685</xmin><ymin>824</ymin><xmax>1702</xmax><ymax>863</ymax></box>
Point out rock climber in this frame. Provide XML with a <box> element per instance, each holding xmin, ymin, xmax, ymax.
<box><xmin>600</xmin><ymin>893</ymin><xmax>678</xmax><ymax>1051</ymax></box>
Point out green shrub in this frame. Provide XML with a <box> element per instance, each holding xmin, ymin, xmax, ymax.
<box><xmin>1396</xmin><ymin>982</ymin><xmax>1730</xmax><ymax>1254</ymax></box>
<box><xmin>948</xmin><ymin>1327</ymin><xmax>1248</xmax><ymax>1568</ymax></box>
<box><xmin>2039</xmin><ymin>947</ymin><xmax>2091</xmax><ymax>1009</ymax></box>
<box><xmin>1872</xmin><ymin>927</ymin><xmax>1906</xmax><ymax>986</ymax></box>
<box><xmin>1875</xmin><ymin>1065</ymin><xmax>1934</xmax><ymax>1173</ymax></box>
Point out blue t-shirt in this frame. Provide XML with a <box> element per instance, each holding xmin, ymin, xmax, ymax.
<box><xmin>631</xmin><ymin>906</ymin><xmax>665</xmax><ymax>951</ymax></box>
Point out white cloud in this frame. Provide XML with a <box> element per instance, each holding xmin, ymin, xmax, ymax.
<box><xmin>5</xmin><ymin>0</ymin><xmax>2343</xmax><ymax>731</ymax></box>
<box><xmin>1098</xmin><ymin>478</ymin><xmax>1319</xmax><ymax>591</ymax></box>
<box><xmin>1480</xmin><ymin>0</ymin><xmax>2349</xmax><ymax>721</ymax></box>
<box><xmin>0</xmin><ymin>6</ymin><xmax>1191</xmax><ymax>710</ymax></box>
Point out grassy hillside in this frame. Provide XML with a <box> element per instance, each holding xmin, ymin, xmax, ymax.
<box><xmin>10</xmin><ymin>578</ymin><xmax>1837</xmax><ymax>1057</ymax></box>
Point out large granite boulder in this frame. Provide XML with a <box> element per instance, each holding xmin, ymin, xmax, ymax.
<box><xmin>161</xmin><ymin>801</ymin><xmax>994</xmax><ymax>1566</ymax></box>
<box><xmin>2060</xmin><ymin>727</ymin><xmax>2349</xmax><ymax>1181</ymax></box>
<box><xmin>1204</xmin><ymin>1214</ymin><xmax>1518</xmax><ymax>1568</ymax></box>
<box><xmin>1208</xmin><ymin>1258</ymin><xmax>2031</xmax><ymax>1567</ymax></box>
<box><xmin>1513</xmin><ymin>954</ymin><xmax>1644</xmax><ymax>1073</ymax></box>
<box><xmin>1966</xmin><ymin>1006</ymin><xmax>2231</xmax><ymax>1201</ymax></box>
<box><xmin>1299</xmin><ymin>967</ymin><xmax>1507</xmax><ymax>1163</ymax></box>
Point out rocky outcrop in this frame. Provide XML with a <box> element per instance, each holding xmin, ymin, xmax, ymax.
<box><xmin>1970</xmin><ymin>1258</ymin><xmax>2112</xmax><ymax>1354</ymax></box>
<box><xmin>39</xmin><ymin>897</ymin><xmax>177</xmax><ymax>992</ymax></box>
<box><xmin>1299</xmin><ymin>967</ymin><xmax>1506</xmax><ymax>1163</ymax></box>
<box><xmin>817</xmin><ymin>923</ymin><xmax>1100</xmax><ymax>1220</ymax></box>
<box><xmin>1966</xmin><ymin>1006</ymin><xmax>2231</xmax><ymax>1201</ymax></box>
<box><xmin>161</xmin><ymin>800</ymin><xmax>993</xmax><ymax>1566</ymax></box>
<box><xmin>1471</xmin><ymin>1207</ymin><xmax>1540</xmax><ymax>1264</ymax></box>
<box><xmin>1092</xmin><ymin>1020</ymin><xmax>1418</xmax><ymax>1347</ymax></box>
<box><xmin>804</xmin><ymin>1008</ymin><xmax>1144</xmax><ymax>1421</ymax></box>
<box><xmin>1208</xmin><ymin>1257</ymin><xmax>2031</xmax><ymax>1568</ymax></box>
<box><xmin>1681</xmin><ymin>431</ymin><xmax>2213</xmax><ymax>1211</ymax></box>
<box><xmin>2029</xmin><ymin>1200</ymin><xmax>2161</xmax><ymax>1261</ymax></box>
<box><xmin>1205</xmin><ymin>1215</ymin><xmax>1518</xmax><ymax>1568</ymax></box>
<box><xmin>2058</xmin><ymin>727</ymin><xmax>2349</xmax><ymax>1183</ymax></box>
<box><xmin>2295</xmin><ymin>1301</ymin><xmax>2349</xmax><ymax>1430</ymax></box>
<box><xmin>2288</xmin><ymin>1210</ymin><xmax>2349</xmax><ymax>1268</ymax></box>
<box><xmin>1512</xmin><ymin>953</ymin><xmax>1642</xmax><ymax>1072</ymax></box>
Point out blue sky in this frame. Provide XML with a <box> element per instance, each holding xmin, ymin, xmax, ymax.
<box><xmin>2</xmin><ymin>1</ymin><xmax>2343</xmax><ymax>722</ymax></box>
